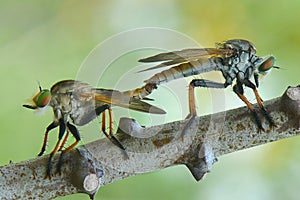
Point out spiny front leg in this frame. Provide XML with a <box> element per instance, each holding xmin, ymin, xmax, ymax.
<box><xmin>182</xmin><ymin>79</ymin><xmax>228</xmax><ymax>137</ymax></box>
<box><xmin>38</xmin><ymin>121</ymin><xmax>58</xmax><ymax>156</ymax></box>
<box><xmin>47</xmin><ymin>118</ymin><xmax>66</xmax><ymax>178</ymax></box>
<box><xmin>58</xmin><ymin>129</ymin><xmax>70</xmax><ymax>152</ymax></box>
<box><xmin>244</xmin><ymin>79</ymin><xmax>277</xmax><ymax>128</ymax></box>
<box><xmin>233</xmin><ymin>82</ymin><xmax>264</xmax><ymax>132</ymax></box>
<box><xmin>57</xmin><ymin>122</ymin><xmax>81</xmax><ymax>174</ymax></box>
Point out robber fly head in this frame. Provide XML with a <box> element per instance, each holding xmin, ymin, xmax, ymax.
<box><xmin>23</xmin><ymin>83</ymin><xmax>51</xmax><ymax>110</ymax></box>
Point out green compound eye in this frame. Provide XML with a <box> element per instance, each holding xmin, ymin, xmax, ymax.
<box><xmin>36</xmin><ymin>90</ymin><xmax>51</xmax><ymax>107</ymax></box>
<box><xmin>258</xmin><ymin>56</ymin><xmax>275</xmax><ymax>72</ymax></box>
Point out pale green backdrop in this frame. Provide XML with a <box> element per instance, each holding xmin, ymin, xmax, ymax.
<box><xmin>0</xmin><ymin>1</ymin><xmax>299</xmax><ymax>200</ymax></box>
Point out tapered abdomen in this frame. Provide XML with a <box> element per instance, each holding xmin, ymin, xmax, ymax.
<box><xmin>144</xmin><ymin>58</ymin><xmax>217</xmax><ymax>84</ymax></box>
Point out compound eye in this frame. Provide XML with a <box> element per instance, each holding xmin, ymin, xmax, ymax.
<box><xmin>36</xmin><ymin>90</ymin><xmax>51</xmax><ymax>107</ymax></box>
<box><xmin>258</xmin><ymin>56</ymin><xmax>275</xmax><ymax>72</ymax></box>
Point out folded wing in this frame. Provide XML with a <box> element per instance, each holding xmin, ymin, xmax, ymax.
<box><xmin>138</xmin><ymin>48</ymin><xmax>233</xmax><ymax>72</ymax></box>
<box><xmin>92</xmin><ymin>88</ymin><xmax>166</xmax><ymax>114</ymax></box>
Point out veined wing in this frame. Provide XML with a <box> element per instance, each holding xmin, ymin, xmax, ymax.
<box><xmin>92</xmin><ymin>88</ymin><xmax>166</xmax><ymax>114</ymax></box>
<box><xmin>143</xmin><ymin>56</ymin><xmax>219</xmax><ymax>84</ymax></box>
<box><xmin>138</xmin><ymin>48</ymin><xmax>233</xmax><ymax>72</ymax></box>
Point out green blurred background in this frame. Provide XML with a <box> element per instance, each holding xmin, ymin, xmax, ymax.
<box><xmin>1</xmin><ymin>0</ymin><xmax>300</xmax><ymax>199</ymax></box>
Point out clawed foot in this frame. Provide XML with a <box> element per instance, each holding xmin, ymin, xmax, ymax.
<box><xmin>45</xmin><ymin>155</ymin><xmax>54</xmax><ymax>179</ymax></box>
<box><xmin>253</xmin><ymin>108</ymin><xmax>277</xmax><ymax>133</ymax></box>
<box><xmin>44</xmin><ymin>152</ymin><xmax>64</xmax><ymax>179</ymax></box>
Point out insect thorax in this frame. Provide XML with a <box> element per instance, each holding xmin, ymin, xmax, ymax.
<box><xmin>215</xmin><ymin>39</ymin><xmax>261</xmax><ymax>85</ymax></box>
<box><xmin>49</xmin><ymin>80</ymin><xmax>99</xmax><ymax>126</ymax></box>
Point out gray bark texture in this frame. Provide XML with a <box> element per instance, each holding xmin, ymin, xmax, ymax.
<box><xmin>0</xmin><ymin>85</ymin><xmax>299</xmax><ymax>199</ymax></box>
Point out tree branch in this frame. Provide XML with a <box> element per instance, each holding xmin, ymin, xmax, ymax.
<box><xmin>0</xmin><ymin>85</ymin><xmax>299</xmax><ymax>199</ymax></box>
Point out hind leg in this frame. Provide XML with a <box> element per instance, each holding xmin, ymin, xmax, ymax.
<box><xmin>182</xmin><ymin>79</ymin><xmax>228</xmax><ymax>137</ymax></box>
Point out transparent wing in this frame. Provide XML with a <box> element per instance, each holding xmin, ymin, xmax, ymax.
<box><xmin>138</xmin><ymin>48</ymin><xmax>233</xmax><ymax>72</ymax></box>
<box><xmin>92</xmin><ymin>88</ymin><xmax>166</xmax><ymax>114</ymax></box>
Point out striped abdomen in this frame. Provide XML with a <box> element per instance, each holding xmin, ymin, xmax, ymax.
<box><xmin>126</xmin><ymin>57</ymin><xmax>218</xmax><ymax>100</ymax></box>
<box><xmin>144</xmin><ymin>57</ymin><xmax>218</xmax><ymax>84</ymax></box>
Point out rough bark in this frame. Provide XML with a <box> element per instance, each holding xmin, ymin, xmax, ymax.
<box><xmin>0</xmin><ymin>85</ymin><xmax>299</xmax><ymax>200</ymax></box>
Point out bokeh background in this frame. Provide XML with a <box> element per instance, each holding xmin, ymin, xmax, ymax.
<box><xmin>1</xmin><ymin>0</ymin><xmax>299</xmax><ymax>199</ymax></box>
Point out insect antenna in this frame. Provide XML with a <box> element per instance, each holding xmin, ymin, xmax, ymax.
<box><xmin>37</xmin><ymin>81</ymin><xmax>43</xmax><ymax>92</ymax></box>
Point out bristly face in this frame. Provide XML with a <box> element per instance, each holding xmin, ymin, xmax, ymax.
<box><xmin>23</xmin><ymin>84</ymin><xmax>51</xmax><ymax>110</ymax></box>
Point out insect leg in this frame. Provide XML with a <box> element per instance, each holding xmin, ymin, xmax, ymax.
<box><xmin>57</xmin><ymin>122</ymin><xmax>81</xmax><ymax>173</ymax></box>
<box><xmin>101</xmin><ymin>107</ymin><xmax>126</xmax><ymax>151</ymax></box>
<box><xmin>62</xmin><ymin>123</ymin><xmax>81</xmax><ymax>153</ymax></box>
<box><xmin>188</xmin><ymin>80</ymin><xmax>196</xmax><ymax>116</ymax></box>
<box><xmin>182</xmin><ymin>79</ymin><xmax>228</xmax><ymax>137</ymax></box>
<box><xmin>188</xmin><ymin>79</ymin><xmax>228</xmax><ymax>115</ymax></box>
<box><xmin>38</xmin><ymin>121</ymin><xmax>58</xmax><ymax>156</ymax></box>
<box><xmin>244</xmin><ymin>79</ymin><xmax>276</xmax><ymax>128</ymax></box>
<box><xmin>47</xmin><ymin>118</ymin><xmax>66</xmax><ymax>178</ymax></box>
<box><xmin>58</xmin><ymin>129</ymin><xmax>70</xmax><ymax>152</ymax></box>
<box><xmin>233</xmin><ymin>82</ymin><xmax>264</xmax><ymax>132</ymax></box>
<box><xmin>254</xmin><ymin>73</ymin><xmax>259</xmax><ymax>88</ymax></box>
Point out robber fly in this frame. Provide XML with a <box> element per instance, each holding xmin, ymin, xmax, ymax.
<box><xmin>131</xmin><ymin>39</ymin><xmax>279</xmax><ymax>131</ymax></box>
<box><xmin>23</xmin><ymin>80</ymin><xmax>165</xmax><ymax>177</ymax></box>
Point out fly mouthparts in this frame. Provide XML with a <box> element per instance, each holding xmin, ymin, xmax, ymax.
<box><xmin>274</xmin><ymin>66</ymin><xmax>285</xmax><ymax>70</ymax></box>
<box><xmin>23</xmin><ymin>104</ymin><xmax>37</xmax><ymax>109</ymax></box>
<box><xmin>142</xmin><ymin>97</ymin><xmax>154</xmax><ymax>101</ymax></box>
